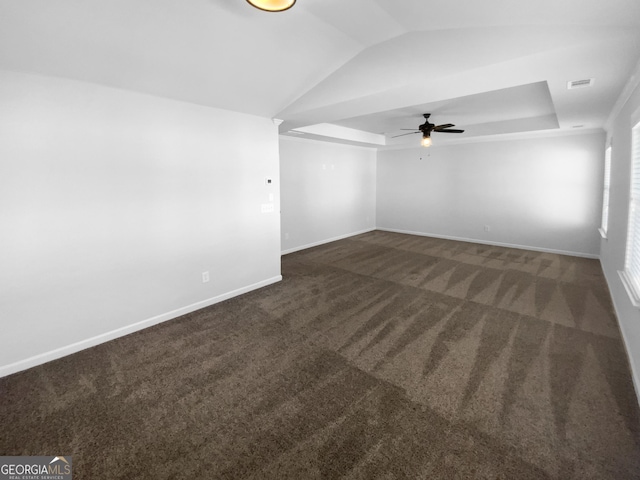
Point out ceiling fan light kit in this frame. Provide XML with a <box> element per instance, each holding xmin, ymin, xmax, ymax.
<box><xmin>246</xmin><ymin>0</ymin><xmax>296</xmax><ymax>12</ymax></box>
<box><xmin>393</xmin><ymin>113</ymin><xmax>465</xmax><ymax>147</ymax></box>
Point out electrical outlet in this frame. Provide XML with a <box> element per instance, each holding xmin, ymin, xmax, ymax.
<box><xmin>284</xmin><ymin>232</ymin><xmax>289</xmax><ymax>240</ymax></box>
<box><xmin>484</xmin><ymin>225</ymin><xmax>490</xmax><ymax>232</ymax></box>
<box><xmin>202</xmin><ymin>271</ymin><xmax>210</xmax><ymax>283</ymax></box>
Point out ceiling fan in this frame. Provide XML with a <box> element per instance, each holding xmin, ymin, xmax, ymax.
<box><xmin>393</xmin><ymin>113</ymin><xmax>464</xmax><ymax>147</ymax></box>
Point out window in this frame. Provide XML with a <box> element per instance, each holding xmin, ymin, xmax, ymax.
<box><xmin>600</xmin><ymin>146</ymin><xmax>612</xmax><ymax>237</ymax></box>
<box><xmin>620</xmin><ymin>121</ymin><xmax>640</xmax><ymax>306</ymax></box>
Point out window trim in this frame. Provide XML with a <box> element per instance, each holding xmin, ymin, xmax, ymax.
<box><xmin>620</xmin><ymin>116</ymin><xmax>640</xmax><ymax>307</ymax></box>
<box><xmin>619</xmin><ymin>270</ymin><xmax>640</xmax><ymax>307</ymax></box>
<box><xmin>599</xmin><ymin>145</ymin><xmax>612</xmax><ymax>239</ymax></box>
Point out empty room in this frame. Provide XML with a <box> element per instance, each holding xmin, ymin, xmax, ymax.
<box><xmin>2</xmin><ymin>0</ymin><xmax>640</xmax><ymax>478</ymax></box>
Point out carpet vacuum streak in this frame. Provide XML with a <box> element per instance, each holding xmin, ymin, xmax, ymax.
<box><xmin>2</xmin><ymin>231</ymin><xmax>639</xmax><ymax>479</ymax></box>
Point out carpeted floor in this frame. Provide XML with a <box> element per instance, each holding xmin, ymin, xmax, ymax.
<box><xmin>2</xmin><ymin>231</ymin><xmax>639</xmax><ymax>479</ymax></box>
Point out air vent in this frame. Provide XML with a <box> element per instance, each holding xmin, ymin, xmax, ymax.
<box><xmin>567</xmin><ymin>78</ymin><xmax>594</xmax><ymax>89</ymax></box>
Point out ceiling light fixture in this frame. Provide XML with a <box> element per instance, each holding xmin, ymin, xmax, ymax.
<box><xmin>246</xmin><ymin>0</ymin><xmax>296</xmax><ymax>12</ymax></box>
<box><xmin>392</xmin><ymin>114</ymin><xmax>463</xmax><ymax>147</ymax></box>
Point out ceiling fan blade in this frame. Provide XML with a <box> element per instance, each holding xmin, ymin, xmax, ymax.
<box><xmin>437</xmin><ymin>129</ymin><xmax>465</xmax><ymax>133</ymax></box>
<box><xmin>434</xmin><ymin>124</ymin><xmax>455</xmax><ymax>130</ymax></box>
<box><xmin>391</xmin><ymin>131</ymin><xmax>420</xmax><ymax>138</ymax></box>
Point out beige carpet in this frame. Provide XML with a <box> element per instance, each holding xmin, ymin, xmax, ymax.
<box><xmin>1</xmin><ymin>231</ymin><xmax>639</xmax><ymax>479</ymax></box>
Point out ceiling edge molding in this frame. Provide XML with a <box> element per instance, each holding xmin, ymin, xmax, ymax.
<box><xmin>290</xmin><ymin>123</ymin><xmax>386</xmax><ymax>145</ymax></box>
<box><xmin>604</xmin><ymin>55</ymin><xmax>640</xmax><ymax>131</ymax></box>
<box><xmin>378</xmin><ymin>127</ymin><xmax>605</xmax><ymax>151</ymax></box>
<box><xmin>279</xmin><ymin>133</ymin><xmax>378</xmax><ymax>151</ymax></box>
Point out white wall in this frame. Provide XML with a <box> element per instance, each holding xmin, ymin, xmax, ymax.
<box><xmin>0</xmin><ymin>70</ymin><xmax>281</xmax><ymax>375</ymax></box>
<box><xmin>377</xmin><ymin>133</ymin><xmax>605</xmax><ymax>257</ymax></box>
<box><xmin>280</xmin><ymin>137</ymin><xmax>376</xmax><ymax>253</ymax></box>
<box><xmin>601</xmin><ymin>78</ymin><xmax>640</xmax><ymax>395</ymax></box>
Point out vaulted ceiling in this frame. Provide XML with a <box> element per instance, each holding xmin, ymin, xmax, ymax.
<box><xmin>2</xmin><ymin>0</ymin><xmax>639</xmax><ymax>148</ymax></box>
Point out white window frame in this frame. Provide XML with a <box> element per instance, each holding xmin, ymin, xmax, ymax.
<box><xmin>620</xmin><ymin>119</ymin><xmax>640</xmax><ymax>307</ymax></box>
<box><xmin>599</xmin><ymin>145</ymin><xmax>612</xmax><ymax>238</ymax></box>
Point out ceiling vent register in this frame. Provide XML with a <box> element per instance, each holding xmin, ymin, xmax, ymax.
<box><xmin>567</xmin><ymin>78</ymin><xmax>594</xmax><ymax>89</ymax></box>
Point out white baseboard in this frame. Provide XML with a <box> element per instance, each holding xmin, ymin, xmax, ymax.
<box><xmin>600</xmin><ymin>263</ymin><xmax>640</xmax><ymax>408</ymax></box>
<box><xmin>281</xmin><ymin>228</ymin><xmax>376</xmax><ymax>255</ymax></box>
<box><xmin>376</xmin><ymin>227</ymin><xmax>600</xmax><ymax>259</ymax></box>
<box><xmin>616</xmin><ymin>321</ymin><xmax>640</xmax><ymax>409</ymax></box>
<box><xmin>0</xmin><ymin>275</ymin><xmax>282</xmax><ymax>378</ymax></box>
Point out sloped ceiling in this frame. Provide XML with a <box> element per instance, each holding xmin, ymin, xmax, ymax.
<box><xmin>1</xmin><ymin>0</ymin><xmax>639</xmax><ymax>148</ymax></box>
